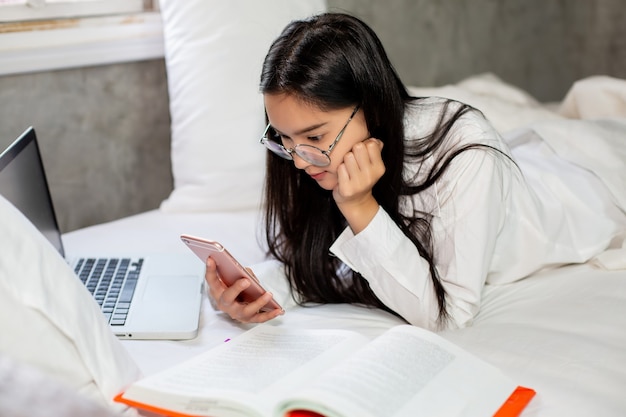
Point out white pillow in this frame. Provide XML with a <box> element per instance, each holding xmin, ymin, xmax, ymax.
<box><xmin>159</xmin><ymin>0</ymin><xmax>327</xmax><ymax>213</ymax></box>
<box><xmin>558</xmin><ymin>75</ymin><xmax>626</xmax><ymax>119</ymax></box>
<box><xmin>408</xmin><ymin>73</ymin><xmax>564</xmax><ymax>134</ymax></box>
<box><xmin>0</xmin><ymin>195</ymin><xmax>141</xmax><ymax>416</ymax></box>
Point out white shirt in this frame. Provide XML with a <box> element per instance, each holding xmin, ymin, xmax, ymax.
<box><xmin>330</xmin><ymin>98</ymin><xmax>626</xmax><ymax>330</ymax></box>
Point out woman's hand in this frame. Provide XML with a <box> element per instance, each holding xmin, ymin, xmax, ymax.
<box><xmin>204</xmin><ymin>257</ymin><xmax>283</xmax><ymax>323</ymax></box>
<box><xmin>333</xmin><ymin>138</ymin><xmax>385</xmax><ymax>234</ymax></box>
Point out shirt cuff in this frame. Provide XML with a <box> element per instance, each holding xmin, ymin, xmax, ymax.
<box><xmin>329</xmin><ymin>206</ymin><xmax>407</xmax><ymax>276</ymax></box>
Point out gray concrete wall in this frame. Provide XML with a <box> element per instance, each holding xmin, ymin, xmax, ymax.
<box><xmin>0</xmin><ymin>0</ymin><xmax>624</xmax><ymax>232</ymax></box>
<box><xmin>327</xmin><ymin>0</ymin><xmax>626</xmax><ymax>101</ymax></box>
<box><xmin>0</xmin><ymin>61</ymin><xmax>172</xmax><ymax>232</ymax></box>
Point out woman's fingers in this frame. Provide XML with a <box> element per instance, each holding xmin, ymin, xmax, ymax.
<box><xmin>335</xmin><ymin>139</ymin><xmax>385</xmax><ymax>202</ymax></box>
<box><xmin>205</xmin><ymin>257</ymin><xmax>282</xmax><ymax>323</ymax></box>
<box><xmin>232</xmin><ymin>291</ymin><xmax>284</xmax><ymax>323</ymax></box>
<box><xmin>204</xmin><ymin>257</ymin><xmax>231</xmax><ymax>292</ymax></box>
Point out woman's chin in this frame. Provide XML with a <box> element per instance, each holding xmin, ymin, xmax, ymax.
<box><xmin>315</xmin><ymin>178</ymin><xmax>337</xmax><ymax>191</ymax></box>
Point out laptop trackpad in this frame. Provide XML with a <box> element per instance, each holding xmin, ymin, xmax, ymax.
<box><xmin>130</xmin><ymin>274</ymin><xmax>203</xmax><ymax>332</ymax></box>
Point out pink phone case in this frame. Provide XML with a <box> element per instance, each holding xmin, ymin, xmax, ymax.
<box><xmin>180</xmin><ymin>234</ymin><xmax>282</xmax><ymax>312</ymax></box>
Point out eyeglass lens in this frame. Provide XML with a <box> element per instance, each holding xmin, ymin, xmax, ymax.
<box><xmin>292</xmin><ymin>145</ymin><xmax>330</xmax><ymax>166</ymax></box>
<box><xmin>263</xmin><ymin>131</ymin><xmax>331</xmax><ymax>166</ymax></box>
<box><xmin>263</xmin><ymin>139</ymin><xmax>292</xmax><ymax>160</ymax></box>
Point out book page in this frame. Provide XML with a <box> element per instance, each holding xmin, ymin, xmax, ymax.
<box><xmin>120</xmin><ymin>325</ymin><xmax>367</xmax><ymax>417</ymax></box>
<box><xmin>277</xmin><ymin>325</ymin><xmax>518</xmax><ymax>417</ymax></box>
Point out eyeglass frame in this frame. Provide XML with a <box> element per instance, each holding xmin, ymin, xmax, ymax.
<box><xmin>259</xmin><ymin>105</ymin><xmax>361</xmax><ymax>167</ymax></box>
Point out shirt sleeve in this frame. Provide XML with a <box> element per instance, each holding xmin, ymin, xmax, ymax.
<box><xmin>330</xmin><ymin>118</ymin><xmax>510</xmax><ymax>330</ymax></box>
<box><xmin>330</xmin><ymin>207</ymin><xmax>438</xmax><ymax>329</ymax></box>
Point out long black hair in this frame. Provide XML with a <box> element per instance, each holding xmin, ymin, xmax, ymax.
<box><xmin>260</xmin><ymin>12</ymin><xmax>479</xmax><ymax>325</ymax></box>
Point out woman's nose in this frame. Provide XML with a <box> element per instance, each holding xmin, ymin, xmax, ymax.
<box><xmin>291</xmin><ymin>153</ymin><xmax>310</xmax><ymax>169</ymax></box>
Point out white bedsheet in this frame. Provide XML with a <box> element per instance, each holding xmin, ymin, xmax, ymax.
<box><xmin>63</xmin><ymin>209</ymin><xmax>626</xmax><ymax>417</ymax></box>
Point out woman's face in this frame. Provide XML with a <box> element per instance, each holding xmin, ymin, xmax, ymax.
<box><xmin>263</xmin><ymin>93</ymin><xmax>369</xmax><ymax>191</ymax></box>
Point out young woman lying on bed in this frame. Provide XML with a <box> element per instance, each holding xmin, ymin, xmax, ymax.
<box><xmin>204</xmin><ymin>12</ymin><xmax>626</xmax><ymax>331</ymax></box>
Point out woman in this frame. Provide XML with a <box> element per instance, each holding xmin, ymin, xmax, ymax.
<box><xmin>205</xmin><ymin>13</ymin><xmax>626</xmax><ymax>330</ymax></box>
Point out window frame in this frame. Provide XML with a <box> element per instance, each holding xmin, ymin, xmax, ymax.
<box><xmin>0</xmin><ymin>0</ymin><xmax>146</xmax><ymax>22</ymax></box>
<box><xmin>0</xmin><ymin>0</ymin><xmax>164</xmax><ymax>76</ymax></box>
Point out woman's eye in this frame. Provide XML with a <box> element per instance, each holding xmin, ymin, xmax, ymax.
<box><xmin>307</xmin><ymin>135</ymin><xmax>323</xmax><ymax>142</ymax></box>
<box><xmin>269</xmin><ymin>130</ymin><xmax>282</xmax><ymax>141</ymax></box>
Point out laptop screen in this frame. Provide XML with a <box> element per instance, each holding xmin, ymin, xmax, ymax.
<box><xmin>0</xmin><ymin>127</ymin><xmax>65</xmax><ymax>256</ymax></box>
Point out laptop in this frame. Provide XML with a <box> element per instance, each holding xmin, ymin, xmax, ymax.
<box><xmin>0</xmin><ymin>127</ymin><xmax>204</xmax><ymax>340</ymax></box>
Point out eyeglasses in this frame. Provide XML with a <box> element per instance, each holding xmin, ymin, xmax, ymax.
<box><xmin>260</xmin><ymin>105</ymin><xmax>360</xmax><ymax>167</ymax></box>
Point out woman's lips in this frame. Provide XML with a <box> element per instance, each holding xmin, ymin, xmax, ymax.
<box><xmin>308</xmin><ymin>171</ymin><xmax>325</xmax><ymax>181</ymax></box>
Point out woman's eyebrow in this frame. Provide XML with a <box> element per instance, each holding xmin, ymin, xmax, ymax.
<box><xmin>275</xmin><ymin>122</ymin><xmax>328</xmax><ymax>136</ymax></box>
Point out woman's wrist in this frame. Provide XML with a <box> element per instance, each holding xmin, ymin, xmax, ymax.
<box><xmin>337</xmin><ymin>195</ymin><xmax>380</xmax><ymax>234</ymax></box>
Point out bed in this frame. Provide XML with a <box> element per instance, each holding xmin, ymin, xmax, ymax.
<box><xmin>60</xmin><ymin>196</ymin><xmax>626</xmax><ymax>417</ymax></box>
<box><xmin>2</xmin><ymin>1</ymin><xmax>626</xmax><ymax>416</ymax></box>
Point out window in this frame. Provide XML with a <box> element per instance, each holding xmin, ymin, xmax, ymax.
<box><xmin>0</xmin><ymin>0</ymin><xmax>152</xmax><ymax>22</ymax></box>
<box><xmin>0</xmin><ymin>0</ymin><xmax>163</xmax><ymax>76</ymax></box>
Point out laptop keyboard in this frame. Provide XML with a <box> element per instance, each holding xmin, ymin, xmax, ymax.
<box><xmin>74</xmin><ymin>257</ymin><xmax>144</xmax><ymax>326</ymax></box>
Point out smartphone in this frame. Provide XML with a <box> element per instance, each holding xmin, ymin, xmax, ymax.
<box><xmin>180</xmin><ymin>234</ymin><xmax>282</xmax><ymax>312</ymax></box>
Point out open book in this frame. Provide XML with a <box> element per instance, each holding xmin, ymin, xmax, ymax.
<box><xmin>115</xmin><ymin>324</ymin><xmax>535</xmax><ymax>417</ymax></box>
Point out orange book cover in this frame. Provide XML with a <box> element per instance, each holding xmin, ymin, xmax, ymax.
<box><xmin>116</xmin><ymin>385</ymin><xmax>536</xmax><ymax>417</ymax></box>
